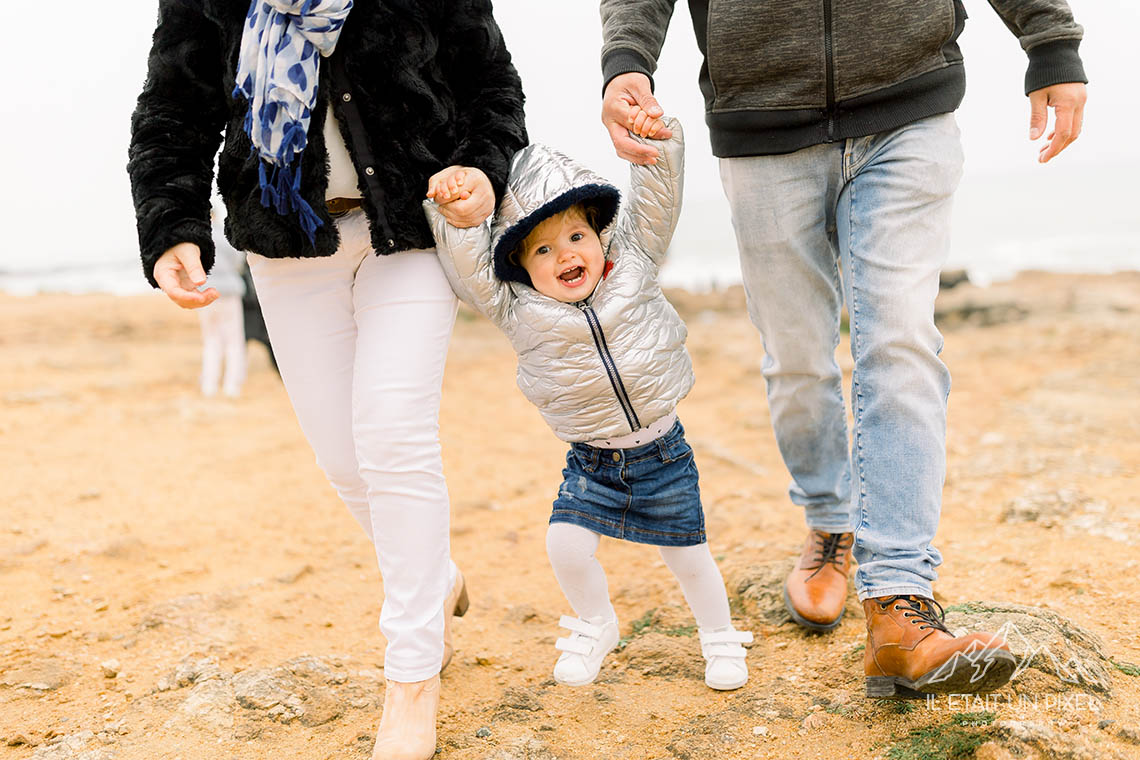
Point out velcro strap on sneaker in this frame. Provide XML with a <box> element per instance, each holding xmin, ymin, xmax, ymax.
<box><xmin>558</xmin><ymin>615</ymin><xmax>603</xmax><ymax>639</ymax></box>
<box><xmin>555</xmin><ymin>636</ymin><xmax>594</xmax><ymax>656</ymax></box>
<box><xmin>699</xmin><ymin>629</ymin><xmax>753</xmax><ymax>646</ymax></box>
<box><xmin>699</xmin><ymin>629</ymin><xmax>753</xmax><ymax>657</ymax></box>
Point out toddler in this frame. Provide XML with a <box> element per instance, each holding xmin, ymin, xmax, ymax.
<box><xmin>424</xmin><ymin>119</ymin><xmax>751</xmax><ymax>690</ymax></box>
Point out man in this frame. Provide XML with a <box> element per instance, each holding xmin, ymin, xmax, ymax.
<box><xmin>599</xmin><ymin>0</ymin><xmax>1086</xmax><ymax>698</ymax></box>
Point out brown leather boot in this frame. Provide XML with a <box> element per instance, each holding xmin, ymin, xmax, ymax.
<box><xmin>440</xmin><ymin>568</ymin><xmax>469</xmax><ymax>672</ymax></box>
<box><xmin>783</xmin><ymin>530</ymin><xmax>853</xmax><ymax>631</ymax></box>
<box><xmin>863</xmin><ymin>595</ymin><xmax>1016</xmax><ymax>699</ymax></box>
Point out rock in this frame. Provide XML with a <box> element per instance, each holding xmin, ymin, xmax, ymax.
<box><xmin>993</xmin><ymin>720</ymin><xmax>1124</xmax><ymax>760</ymax></box>
<box><xmin>96</xmin><ymin>537</ymin><xmax>147</xmax><ymax>561</ymax></box>
<box><xmin>617</xmin><ymin>633</ymin><xmax>702</xmax><ymax>680</ymax></box>
<box><xmin>475</xmin><ymin>726</ymin><xmax>492</xmax><ymax>738</ymax></box>
<box><xmin>1000</xmin><ymin>488</ymin><xmax>1124</xmax><ymax>541</ymax></box>
<box><xmin>1118</xmin><ymin>726</ymin><xmax>1140</xmax><ymax>745</ymax></box>
<box><xmin>275</xmin><ymin>565</ymin><xmax>313</xmax><ymax>584</ymax></box>
<box><xmin>973</xmin><ymin>743</ymin><xmax>1016</xmax><ymax>760</ymax></box>
<box><xmin>169</xmin><ymin>678</ymin><xmax>236</xmax><ymax>733</ymax></box>
<box><xmin>482</xmin><ymin>737</ymin><xmax>558</xmax><ymax>759</ymax></box>
<box><xmin>170</xmin><ymin>655</ymin><xmax>225</xmax><ymax>688</ymax></box>
<box><xmin>728</xmin><ymin>559</ymin><xmax>796</xmax><ymax>625</ymax></box>
<box><xmin>502</xmin><ymin>604</ymin><xmax>552</xmax><ymax>625</ymax></box>
<box><xmin>494</xmin><ymin>687</ymin><xmax>544</xmax><ymax>722</ymax></box>
<box><xmin>100</xmin><ymin>661</ymin><xmax>120</xmax><ymax>679</ymax></box>
<box><xmin>232</xmin><ymin>656</ymin><xmax>347</xmax><ymax>726</ymax></box>
<box><xmin>1</xmin><ymin>660</ymin><xmax>73</xmax><ymax>692</ymax></box>
<box><xmin>943</xmin><ymin>602</ymin><xmax>1115</xmax><ymax>695</ymax></box>
<box><xmin>7</xmin><ymin>734</ymin><xmax>32</xmax><ymax>746</ymax></box>
<box><xmin>30</xmin><ymin>731</ymin><xmax>112</xmax><ymax>760</ymax></box>
<box><xmin>233</xmin><ymin>668</ymin><xmax>294</xmax><ymax>711</ymax></box>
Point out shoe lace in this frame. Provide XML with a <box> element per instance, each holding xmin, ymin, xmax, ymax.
<box><xmin>805</xmin><ymin>531</ymin><xmax>853</xmax><ymax>580</ymax></box>
<box><xmin>877</xmin><ymin>595</ymin><xmax>951</xmax><ymax>633</ymax></box>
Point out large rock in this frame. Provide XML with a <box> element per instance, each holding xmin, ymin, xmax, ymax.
<box><xmin>943</xmin><ymin>602</ymin><xmax>1115</xmax><ymax>695</ymax></box>
<box><xmin>993</xmin><ymin>720</ymin><xmax>1129</xmax><ymax>760</ymax></box>
<box><xmin>481</xmin><ymin>737</ymin><xmax>559</xmax><ymax>760</ymax></box>
<box><xmin>30</xmin><ymin>732</ymin><xmax>113</xmax><ymax>760</ymax></box>
<box><xmin>1</xmin><ymin>660</ymin><xmax>74</xmax><ymax>693</ymax></box>
<box><xmin>617</xmin><ymin>632</ymin><xmax>702</xmax><ymax>681</ymax></box>
<box><xmin>728</xmin><ymin>559</ymin><xmax>795</xmax><ymax>626</ymax></box>
<box><xmin>170</xmin><ymin>679</ymin><xmax>235</xmax><ymax>732</ymax></box>
<box><xmin>232</xmin><ymin>655</ymin><xmax>346</xmax><ymax>727</ymax></box>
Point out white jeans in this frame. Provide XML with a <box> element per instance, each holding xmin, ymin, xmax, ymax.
<box><xmin>197</xmin><ymin>294</ymin><xmax>247</xmax><ymax>397</ymax></box>
<box><xmin>248</xmin><ymin>211</ymin><xmax>458</xmax><ymax>682</ymax></box>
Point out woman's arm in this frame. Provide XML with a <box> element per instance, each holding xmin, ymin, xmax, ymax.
<box><xmin>127</xmin><ymin>0</ymin><xmax>229</xmax><ymax>289</ymax></box>
<box><xmin>614</xmin><ymin>118</ymin><xmax>684</xmax><ymax>270</ymax></box>
<box><xmin>437</xmin><ymin>0</ymin><xmax>528</xmax><ymax>205</ymax></box>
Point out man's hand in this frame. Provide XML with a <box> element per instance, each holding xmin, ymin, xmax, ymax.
<box><xmin>602</xmin><ymin>72</ymin><xmax>673</xmax><ymax>165</ymax></box>
<box><xmin>1029</xmin><ymin>82</ymin><xmax>1087</xmax><ymax>163</ymax></box>
<box><xmin>153</xmin><ymin>242</ymin><xmax>218</xmax><ymax>309</ymax></box>
<box><xmin>426</xmin><ymin>165</ymin><xmax>495</xmax><ymax>228</ymax></box>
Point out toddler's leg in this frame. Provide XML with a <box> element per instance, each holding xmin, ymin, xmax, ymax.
<box><xmin>660</xmin><ymin>543</ymin><xmax>752</xmax><ymax>691</ymax></box>
<box><xmin>658</xmin><ymin>543</ymin><xmax>732</xmax><ymax>630</ymax></box>
<box><xmin>545</xmin><ymin>522</ymin><xmax>620</xmax><ymax>686</ymax></box>
<box><xmin>546</xmin><ymin>522</ymin><xmax>616</xmax><ymax>623</ymax></box>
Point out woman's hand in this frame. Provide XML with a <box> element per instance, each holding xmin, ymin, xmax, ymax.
<box><xmin>426</xmin><ymin>166</ymin><xmax>495</xmax><ymax>228</ymax></box>
<box><xmin>153</xmin><ymin>242</ymin><xmax>218</xmax><ymax>309</ymax></box>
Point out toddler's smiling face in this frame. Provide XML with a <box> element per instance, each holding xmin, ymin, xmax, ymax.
<box><xmin>518</xmin><ymin>206</ymin><xmax>605</xmax><ymax>303</ymax></box>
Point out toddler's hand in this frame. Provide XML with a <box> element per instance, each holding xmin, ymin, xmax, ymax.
<box><xmin>427</xmin><ymin>165</ymin><xmax>495</xmax><ymax>228</ymax></box>
<box><xmin>627</xmin><ymin>104</ymin><xmax>668</xmax><ymax>139</ymax></box>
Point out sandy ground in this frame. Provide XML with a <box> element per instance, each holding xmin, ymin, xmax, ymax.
<box><xmin>2</xmin><ymin>272</ymin><xmax>1139</xmax><ymax>760</ymax></box>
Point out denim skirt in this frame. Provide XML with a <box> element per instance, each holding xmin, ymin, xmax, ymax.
<box><xmin>550</xmin><ymin>420</ymin><xmax>706</xmax><ymax>547</ymax></box>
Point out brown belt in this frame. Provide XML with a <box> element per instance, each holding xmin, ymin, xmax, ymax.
<box><xmin>326</xmin><ymin>197</ymin><xmax>363</xmax><ymax>216</ymax></box>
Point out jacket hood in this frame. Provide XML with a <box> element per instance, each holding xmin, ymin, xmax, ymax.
<box><xmin>491</xmin><ymin>144</ymin><xmax>620</xmax><ymax>287</ymax></box>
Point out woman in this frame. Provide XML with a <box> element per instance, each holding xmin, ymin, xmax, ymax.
<box><xmin>127</xmin><ymin>1</ymin><xmax>527</xmax><ymax>757</ymax></box>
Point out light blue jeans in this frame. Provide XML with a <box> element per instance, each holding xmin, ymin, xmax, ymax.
<box><xmin>719</xmin><ymin>113</ymin><xmax>963</xmax><ymax>600</ymax></box>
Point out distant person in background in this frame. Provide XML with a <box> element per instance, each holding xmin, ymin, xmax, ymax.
<box><xmin>197</xmin><ymin>206</ymin><xmax>248</xmax><ymax>398</ymax></box>
<box><xmin>600</xmin><ymin>0</ymin><xmax>1087</xmax><ymax>700</ymax></box>
<box><xmin>127</xmin><ymin>1</ymin><xmax>526</xmax><ymax>757</ymax></box>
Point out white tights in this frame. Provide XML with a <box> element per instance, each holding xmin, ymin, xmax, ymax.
<box><xmin>545</xmin><ymin>522</ymin><xmax>732</xmax><ymax>630</ymax></box>
<box><xmin>248</xmin><ymin>211</ymin><xmax>458</xmax><ymax>682</ymax></box>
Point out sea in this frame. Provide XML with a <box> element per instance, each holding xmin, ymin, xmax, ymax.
<box><xmin>3</xmin><ymin>166</ymin><xmax>1134</xmax><ymax>297</ymax></box>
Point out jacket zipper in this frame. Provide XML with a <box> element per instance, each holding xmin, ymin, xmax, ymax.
<box><xmin>823</xmin><ymin>0</ymin><xmax>836</xmax><ymax>141</ymax></box>
<box><xmin>576</xmin><ymin>301</ymin><xmax>641</xmax><ymax>433</ymax></box>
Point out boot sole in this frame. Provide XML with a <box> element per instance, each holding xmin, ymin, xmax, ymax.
<box><xmin>865</xmin><ymin>649</ymin><xmax>1017</xmax><ymax>700</ymax></box>
<box><xmin>454</xmin><ymin>579</ymin><xmax>469</xmax><ymax>618</ymax></box>
<box><xmin>782</xmin><ymin>586</ymin><xmax>844</xmax><ymax>632</ymax></box>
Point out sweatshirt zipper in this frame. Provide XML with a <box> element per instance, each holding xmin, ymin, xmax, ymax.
<box><xmin>576</xmin><ymin>301</ymin><xmax>641</xmax><ymax>433</ymax></box>
<box><xmin>823</xmin><ymin>0</ymin><xmax>836</xmax><ymax>141</ymax></box>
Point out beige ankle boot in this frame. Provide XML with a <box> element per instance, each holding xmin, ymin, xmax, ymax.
<box><xmin>371</xmin><ymin>675</ymin><xmax>440</xmax><ymax>760</ymax></box>
<box><xmin>441</xmin><ymin>569</ymin><xmax>470</xmax><ymax>672</ymax></box>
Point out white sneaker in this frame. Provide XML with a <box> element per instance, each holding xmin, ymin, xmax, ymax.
<box><xmin>552</xmin><ymin>615</ymin><xmax>620</xmax><ymax>687</ymax></box>
<box><xmin>699</xmin><ymin>627</ymin><xmax>753</xmax><ymax>690</ymax></box>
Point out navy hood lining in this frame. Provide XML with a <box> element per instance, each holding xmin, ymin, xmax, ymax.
<box><xmin>492</xmin><ymin>184</ymin><xmax>621</xmax><ymax>287</ymax></box>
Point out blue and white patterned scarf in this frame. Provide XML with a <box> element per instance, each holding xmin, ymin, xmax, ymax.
<box><xmin>234</xmin><ymin>0</ymin><xmax>353</xmax><ymax>242</ymax></box>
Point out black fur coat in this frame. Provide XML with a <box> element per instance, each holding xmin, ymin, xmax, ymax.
<box><xmin>128</xmin><ymin>0</ymin><xmax>528</xmax><ymax>287</ymax></box>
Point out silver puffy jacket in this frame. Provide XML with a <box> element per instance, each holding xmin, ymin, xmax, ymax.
<box><xmin>424</xmin><ymin>120</ymin><xmax>692</xmax><ymax>443</ymax></box>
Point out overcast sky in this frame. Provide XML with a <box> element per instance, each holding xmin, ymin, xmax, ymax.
<box><xmin>1</xmin><ymin>1</ymin><xmax>1135</xmax><ymax>282</ymax></box>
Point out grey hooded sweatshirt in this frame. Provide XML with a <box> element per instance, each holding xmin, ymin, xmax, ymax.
<box><xmin>601</xmin><ymin>0</ymin><xmax>1087</xmax><ymax>157</ymax></box>
<box><xmin>424</xmin><ymin>121</ymin><xmax>692</xmax><ymax>443</ymax></box>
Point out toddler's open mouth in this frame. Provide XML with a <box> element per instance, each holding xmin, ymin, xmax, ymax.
<box><xmin>558</xmin><ymin>266</ymin><xmax>586</xmax><ymax>285</ymax></box>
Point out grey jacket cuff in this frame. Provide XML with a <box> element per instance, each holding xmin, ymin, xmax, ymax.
<box><xmin>1025</xmin><ymin>39</ymin><xmax>1087</xmax><ymax>95</ymax></box>
<box><xmin>601</xmin><ymin>49</ymin><xmax>656</xmax><ymax>97</ymax></box>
